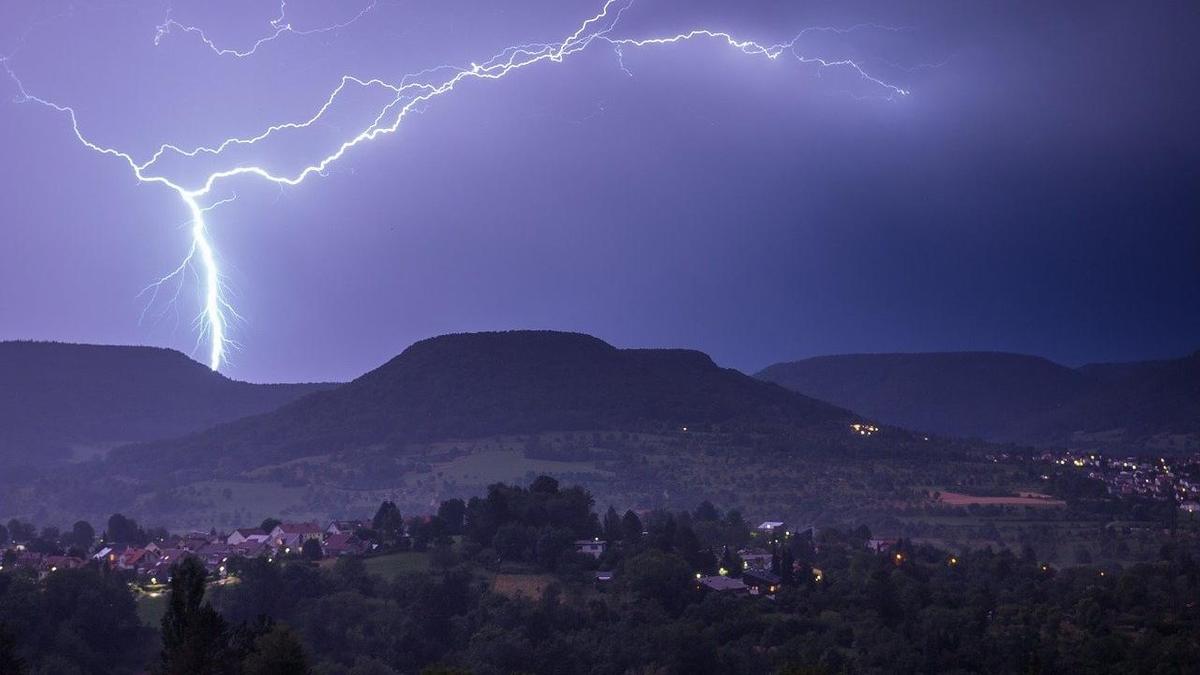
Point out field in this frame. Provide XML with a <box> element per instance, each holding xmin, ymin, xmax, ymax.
<box><xmin>489</xmin><ymin>574</ymin><xmax>557</xmax><ymax>599</ymax></box>
<box><xmin>41</xmin><ymin>428</ymin><xmax>1176</xmax><ymax>573</ymax></box>
<box><xmin>361</xmin><ymin>551</ymin><xmax>432</xmax><ymax>579</ymax></box>
<box><xmin>430</xmin><ymin>448</ymin><xmax>611</xmax><ymax>485</ymax></box>
<box><xmin>936</xmin><ymin>491</ymin><xmax>1066</xmax><ymax>507</ymax></box>
<box><xmin>135</xmin><ymin>591</ymin><xmax>168</xmax><ymax>627</ymax></box>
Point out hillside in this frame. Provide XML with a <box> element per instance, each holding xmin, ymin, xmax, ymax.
<box><xmin>0</xmin><ymin>341</ymin><xmax>337</xmax><ymax>464</ymax></box>
<box><xmin>757</xmin><ymin>350</ymin><xmax>1200</xmax><ymax>451</ymax></box>
<box><xmin>113</xmin><ymin>331</ymin><xmax>868</xmax><ymax>476</ymax></box>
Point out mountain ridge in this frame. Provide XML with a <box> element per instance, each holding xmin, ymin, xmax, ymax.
<box><xmin>757</xmin><ymin>349</ymin><xmax>1200</xmax><ymax>452</ymax></box>
<box><xmin>0</xmin><ymin>340</ymin><xmax>338</xmax><ymax>464</ymax></box>
<box><xmin>110</xmin><ymin>330</ymin><xmax>879</xmax><ymax>477</ymax></box>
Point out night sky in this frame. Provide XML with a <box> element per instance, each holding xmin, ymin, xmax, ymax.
<box><xmin>1</xmin><ymin>0</ymin><xmax>1196</xmax><ymax>383</ymax></box>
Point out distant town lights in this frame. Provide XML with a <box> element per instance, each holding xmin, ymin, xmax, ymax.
<box><xmin>850</xmin><ymin>423</ymin><xmax>879</xmax><ymax>437</ymax></box>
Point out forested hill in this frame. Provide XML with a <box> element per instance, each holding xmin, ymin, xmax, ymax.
<box><xmin>0</xmin><ymin>341</ymin><xmax>336</xmax><ymax>464</ymax></box>
<box><xmin>113</xmin><ymin>331</ymin><xmax>871</xmax><ymax>475</ymax></box>
<box><xmin>757</xmin><ymin>350</ymin><xmax>1200</xmax><ymax>452</ymax></box>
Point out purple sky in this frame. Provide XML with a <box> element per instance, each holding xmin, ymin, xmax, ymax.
<box><xmin>1</xmin><ymin>0</ymin><xmax>1197</xmax><ymax>383</ymax></box>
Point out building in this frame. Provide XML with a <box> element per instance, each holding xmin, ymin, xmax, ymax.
<box><xmin>742</xmin><ymin>569</ymin><xmax>782</xmax><ymax>595</ymax></box>
<box><xmin>574</xmin><ymin>539</ymin><xmax>608</xmax><ymax>558</ymax></box>
<box><xmin>697</xmin><ymin>575</ymin><xmax>749</xmax><ymax>595</ymax></box>
<box><xmin>322</xmin><ymin>533</ymin><xmax>366</xmax><ymax>557</ymax></box>
<box><xmin>227</xmin><ymin>528</ymin><xmax>269</xmax><ymax>546</ymax></box>
<box><xmin>327</xmin><ymin>520</ymin><xmax>369</xmax><ymax>536</ymax></box>
<box><xmin>738</xmin><ymin>548</ymin><xmax>773</xmax><ymax>571</ymax></box>
<box><xmin>867</xmin><ymin>538</ymin><xmax>898</xmax><ymax>553</ymax></box>
<box><xmin>756</xmin><ymin>521</ymin><xmax>786</xmax><ymax>537</ymax></box>
<box><xmin>270</xmin><ymin>522</ymin><xmax>323</xmax><ymax>551</ymax></box>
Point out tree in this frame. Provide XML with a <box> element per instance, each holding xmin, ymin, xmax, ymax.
<box><xmin>301</xmin><ymin>538</ymin><xmax>323</xmax><ymax>561</ymax></box>
<box><xmin>259</xmin><ymin>518</ymin><xmax>282</xmax><ymax>535</ymax></box>
<box><xmin>1073</xmin><ymin>545</ymin><xmax>1093</xmax><ymax>565</ymax></box>
<box><xmin>720</xmin><ymin>546</ymin><xmax>744</xmax><ymax>577</ymax></box>
<box><xmin>621</xmin><ymin>510</ymin><xmax>643</xmax><ymax>544</ymax></box>
<box><xmin>241</xmin><ymin>624</ymin><xmax>311</xmax><ymax>675</ymax></box>
<box><xmin>530</xmin><ymin>475</ymin><xmax>560</xmax><ymax>495</ymax></box>
<box><xmin>0</xmin><ymin>623</ymin><xmax>23</xmax><ymax>675</ymax></box>
<box><xmin>534</xmin><ymin>527</ymin><xmax>576</xmax><ymax>570</ymax></box>
<box><xmin>372</xmin><ymin>501</ymin><xmax>404</xmax><ymax>543</ymax></box>
<box><xmin>5</xmin><ymin>519</ymin><xmax>34</xmax><ymax>543</ymax></box>
<box><xmin>602</xmin><ymin>506</ymin><xmax>622</xmax><ymax>543</ymax></box>
<box><xmin>492</xmin><ymin>523</ymin><xmax>532</xmax><ymax>560</ymax></box>
<box><xmin>437</xmin><ymin>498</ymin><xmax>466</xmax><ymax>536</ymax></box>
<box><xmin>724</xmin><ymin>510</ymin><xmax>747</xmax><ymax>529</ymax></box>
<box><xmin>161</xmin><ymin>556</ymin><xmax>231</xmax><ymax>674</ymax></box>
<box><xmin>694</xmin><ymin>501</ymin><xmax>720</xmax><ymax>522</ymax></box>
<box><xmin>780</xmin><ymin>548</ymin><xmax>796</xmax><ymax>585</ymax></box>
<box><xmin>68</xmin><ymin>520</ymin><xmax>94</xmax><ymax>550</ymax></box>
<box><xmin>430</xmin><ymin>541</ymin><xmax>459</xmax><ymax>571</ymax></box>
<box><xmin>622</xmin><ymin>549</ymin><xmax>693</xmax><ymax>613</ymax></box>
<box><xmin>106</xmin><ymin>513</ymin><xmax>143</xmax><ymax>545</ymax></box>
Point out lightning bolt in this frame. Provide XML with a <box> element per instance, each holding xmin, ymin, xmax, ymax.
<box><xmin>3</xmin><ymin>0</ymin><xmax>910</xmax><ymax>372</ymax></box>
<box><xmin>154</xmin><ymin>1</ymin><xmax>379</xmax><ymax>58</ymax></box>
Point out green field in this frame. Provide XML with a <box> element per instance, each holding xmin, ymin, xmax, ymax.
<box><xmin>362</xmin><ymin>551</ymin><xmax>432</xmax><ymax>579</ymax></box>
<box><xmin>136</xmin><ymin>591</ymin><xmax>168</xmax><ymax>627</ymax></box>
<box><xmin>430</xmin><ymin>448</ymin><xmax>611</xmax><ymax>485</ymax></box>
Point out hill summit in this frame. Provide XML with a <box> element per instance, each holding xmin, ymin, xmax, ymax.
<box><xmin>116</xmin><ymin>331</ymin><xmax>858</xmax><ymax>474</ymax></box>
<box><xmin>0</xmin><ymin>341</ymin><xmax>334</xmax><ymax>463</ymax></box>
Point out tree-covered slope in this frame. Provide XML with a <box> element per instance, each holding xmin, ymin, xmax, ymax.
<box><xmin>0</xmin><ymin>341</ymin><xmax>336</xmax><ymax>464</ymax></box>
<box><xmin>758</xmin><ymin>350</ymin><xmax>1199</xmax><ymax>451</ymax></box>
<box><xmin>115</xmin><ymin>331</ymin><xmax>863</xmax><ymax>474</ymax></box>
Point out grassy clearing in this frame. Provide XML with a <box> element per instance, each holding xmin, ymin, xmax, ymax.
<box><xmin>937</xmin><ymin>491</ymin><xmax>1066</xmax><ymax>507</ymax></box>
<box><xmin>362</xmin><ymin>552</ymin><xmax>432</xmax><ymax>579</ymax></box>
<box><xmin>431</xmin><ymin>449</ymin><xmax>611</xmax><ymax>485</ymax></box>
<box><xmin>489</xmin><ymin>574</ymin><xmax>557</xmax><ymax>599</ymax></box>
<box><xmin>136</xmin><ymin>591</ymin><xmax>168</xmax><ymax>627</ymax></box>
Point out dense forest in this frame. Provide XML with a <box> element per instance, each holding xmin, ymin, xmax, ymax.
<box><xmin>2</xmin><ymin>477</ymin><xmax>1197</xmax><ymax>674</ymax></box>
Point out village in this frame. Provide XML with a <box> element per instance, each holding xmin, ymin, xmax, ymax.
<box><xmin>2</xmin><ymin>518</ymin><xmax>371</xmax><ymax>586</ymax></box>
<box><xmin>1</xmin><ymin>506</ymin><xmax>831</xmax><ymax>599</ymax></box>
<box><xmin>3</xmin><ymin>477</ymin><xmax>1197</xmax><ymax>673</ymax></box>
<box><xmin>1034</xmin><ymin>450</ymin><xmax>1200</xmax><ymax>507</ymax></box>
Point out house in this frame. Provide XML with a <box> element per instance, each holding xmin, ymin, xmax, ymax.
<box><xmin>1180</xmin><ymin>502</ymin><xmax>1200</xmax><ymax>514</ymax></box>
<box><xmin>230</xmin><ymin>540</ymin><xmax>272</xmax><ymax>559</ymax></box>
<box><xmin>11</xmin><ymin>551</ymin><xmax>45</xmax><ymax>572</ymax></box>
<box><xmin>593</xmin><ymin>570</ymin><xmax>614</xmax><ymax>583</ymax></box>
<box><xmin>195</xmin><ymin>543</ymin><xmax>234</xmax><ymax>573</ymax></box>
<box><xmin>738</xmin><ymin>548</ymin><xmax>774</xmax><ymax>571</ymax></box>
<box><xmin>181</xmin><ymin>532</ymin><xmax>217</xmax><ymax>551</ymax></box>
<box><xmin>574</xmin><ymin>539</ymin><xmax>608</xmax><ymax>559</ymax></box>
<box><xmin>867</xmin><ymin>538</ymin><xmax>898</xmax><ymax>553</ymax></box>
<box><xmin>755</xmin><ymin>522</ymin><xmax>788</xmax><ymax>542</ymax></box>
<box><xmin>322</xmin><ymin>533</ymin><xmax>366</xmax><ymax>557</ymax></box>
<box><xmin>696</xmin><ymin>575</ymin><xmax>749</xmax><ymax>595</ymax></box>
<box><xmin>92</xmin><ymin>546</ymin><xmax>121</xmax><ymax>565</ymax></box>
<box><xmin>756</xmin><ymin>521</ymin><xmax>786</xmax><ymax>535</ymax></box>
<box><xmin>41</xmin><ymin>556</ymin><xmax>85</xmax><ymax>576</ymax></box>
<box><xmin>327</xmin><ymin>520</ymin><xmax>369</xmax><ymax>536</ymax></box>
<box><xmin>742</xmin><ymin>569</ymin><xmax>782</xmax><ymax>595</ymax></box>
<box><xmin>270</xmin><ymin>522</ymin><xmax>323</xmax><ymax>551</ymax></box>
<box><xmin>118</xmin><ymin>547</ymin><xmax>160</xmax><ymax>570</ymax></box>
<box><xmin>227</xmin><ymin>528</ymin><xmax>269</xmax><ymax>546</ymax></box>
<box><xmin>153</xmin><ymin>548</ymin><xmax>193</xmax><ymax>571</ymax></box>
